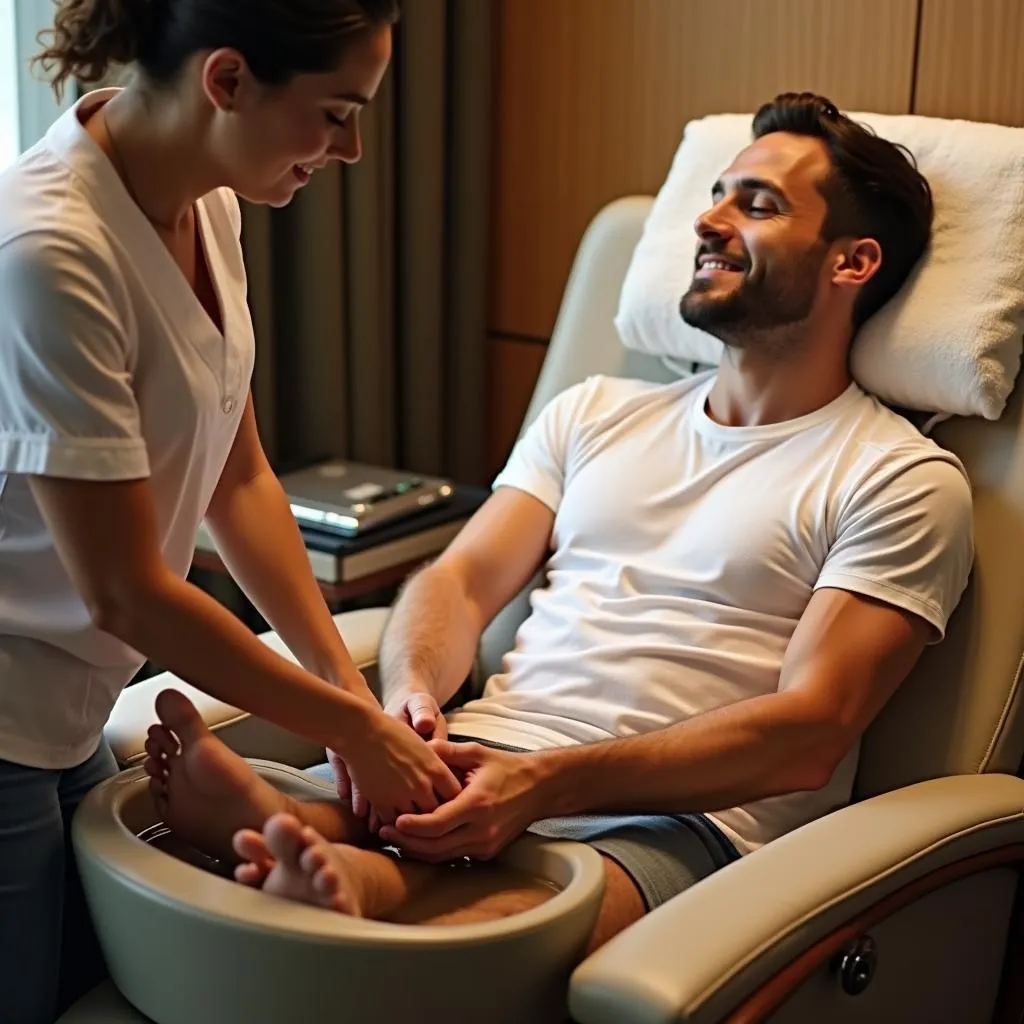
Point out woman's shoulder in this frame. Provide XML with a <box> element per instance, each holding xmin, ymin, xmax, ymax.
<box><xmin>0</xmin><ymin>209</ymin><xmax>125</xmax><ymax>319</ymax></box>
<box><xmin>0</xmin><ymin>144</ymin><xmax>110</xmax><ymax>264</ymax></box>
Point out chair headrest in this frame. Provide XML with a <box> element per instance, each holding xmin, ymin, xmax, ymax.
<box><xmin>616</xmin><ymin>111</ymin><xmax>1024</xmax><ymax>420</ymax></box>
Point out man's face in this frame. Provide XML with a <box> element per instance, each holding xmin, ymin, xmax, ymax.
<box><xmin>680</xmin><ymin>133</ymin><xmax>835</xmax><ymax>345</ymax></box>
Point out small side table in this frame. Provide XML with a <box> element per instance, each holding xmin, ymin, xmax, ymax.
<box><xmin>190</xmin><ymin>484</ymin><xmax>490</xmax><ymax>614</ymax></box>
<box><xmin>190</xmin><ymin>548</ymin><xmax>437</xmax><ymax>608</ymax></box>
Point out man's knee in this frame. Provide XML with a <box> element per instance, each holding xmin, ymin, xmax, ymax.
<box><xmin>587</xmin><ymin>856</ymin><xmax>647</xmax><ymax>954</ymax></box>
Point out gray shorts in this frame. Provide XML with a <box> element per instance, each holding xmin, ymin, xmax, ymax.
<box><xmin>451</xmin><ymin>736</ymin><xmax>739</xmax><ymax>911</ymax></box>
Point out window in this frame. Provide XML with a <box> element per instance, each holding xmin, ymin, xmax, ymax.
<box><xmin>1</xmin><ymin>0</ymin><xmax>72</xmax><ymax>170</ymax></box>
<box><xmin>0</xmin><ymin>0</ymin><xmax>18</xmax><ymax>169</ymax></box>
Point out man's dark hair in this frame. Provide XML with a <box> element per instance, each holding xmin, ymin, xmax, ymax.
<box><xmin>752</xmin><ymin>92</ymin><xmax>933</xmax><ymax>329</ymax></box>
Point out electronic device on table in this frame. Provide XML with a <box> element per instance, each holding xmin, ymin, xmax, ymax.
<box><xmin>278</xmin><ymin>459</ymin><xmax>454</xmax><ymax>537</ymax></box>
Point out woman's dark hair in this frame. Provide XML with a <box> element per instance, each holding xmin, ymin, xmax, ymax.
<box><xmin>35</xmin><ymin>0</ymin><xmax>400</xmax><ymax>101</ymax></box>
<box><xmin>752</xmin><ymin>92</ymin><xmax>934</xmax><ymax>329</ymax></box>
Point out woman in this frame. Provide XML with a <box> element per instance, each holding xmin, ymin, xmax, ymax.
<box><xmin>0</xmin><ymin>1</ymin><xmax>459</xmax><ymax>1019</ymax></box>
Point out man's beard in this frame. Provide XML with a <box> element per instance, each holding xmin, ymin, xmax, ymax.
<box><xmin>679</xmin><ymin>242</ymin><xmax>828</xmax><ymax>351</ymax></box>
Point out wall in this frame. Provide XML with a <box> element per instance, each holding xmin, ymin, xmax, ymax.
<box><xmin>486</xmin><ymin>0</ymin><xmax>1024</xmax><ymax>474</ymax></box>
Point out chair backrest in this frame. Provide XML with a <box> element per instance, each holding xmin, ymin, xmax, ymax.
<box><xmin>478</xmin><ymin>198</ymin><xmax>676</xmax><ymax>680</ymax></box>
<box><xmin>478</xmin><ymin>195</ymin><xmax>1024</xmax><ymax>799</ymax></box>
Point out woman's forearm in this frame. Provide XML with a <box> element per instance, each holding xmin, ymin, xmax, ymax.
<box><xmin>204</xmin><ymin>469</ymin><xmax>366</xmax><ymax>692</ymax></box>
<box><xmin>103</xmin><ymin>568</ymin><xmax>373</xmax><ymax>752</ymax></box>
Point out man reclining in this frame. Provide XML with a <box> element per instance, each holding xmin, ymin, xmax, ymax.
<box><xmin>145</xmin><ymin>91</ymin><xmax>973</xmax><ymax>953</ymax></box>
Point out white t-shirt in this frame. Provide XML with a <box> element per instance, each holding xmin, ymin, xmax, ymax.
<box><xmin>0</xmin><ymin>89</ymin><xmax>254</xmax><ymax>769</ymax></box>
<box><xmin>447</xmin><ymin>373</ymin><xmax>974</xmax><ymax>853</ymax></box>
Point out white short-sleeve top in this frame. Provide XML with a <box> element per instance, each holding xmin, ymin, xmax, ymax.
<box><xmin>0</xmin><ymin>89</ymin><xmax>255</xmax><ymax>768</ymax></box>
<box><xmin>448</xmin><ymin>373</ymin><xmax>974</xmax><ymax>854</ymax></box>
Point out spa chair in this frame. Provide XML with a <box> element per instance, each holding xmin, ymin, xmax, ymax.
<box><xmin>62</xmin><ymin>109</ymin><xmax>1024</xmax><ymax>1023</ymax></box>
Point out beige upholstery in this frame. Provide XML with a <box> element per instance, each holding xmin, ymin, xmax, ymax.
<box><xmin>859</xmin><ymin>380</ymin><xmax>1024</xmax><ymax>795</ymax></box>
<box><xmin>478</xmin><ymin>198</ymin><xmax>677</xmax><ymax>685</ymax></box>
<box><xmin>91</xmin><ymin>195</ymin><xmax>1024</xmax><ymax>1024</ymax></box>
<box><xmin>572</xmin><ymin>775</ymin><xmax>1024</xmax><ymax>1023</ymax></box>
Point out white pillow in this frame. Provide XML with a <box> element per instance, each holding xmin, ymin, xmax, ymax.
<box><xmin>615</xmin><ymin>112</ymin><xmax>1024</xmax><ymax>420</ymax></box>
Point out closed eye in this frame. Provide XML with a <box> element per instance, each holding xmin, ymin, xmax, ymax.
<box><xmin>326</xmin><ymin>111</ymin><xmax>352</xmax><ymax>129</ymax></box>
<box><xmin>745</xmin><ymin>192</ymin><xmax>780</xmax><ymax>217</ymax></box>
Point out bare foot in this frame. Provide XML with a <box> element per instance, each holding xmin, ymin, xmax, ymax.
<box><xmin>144</xmin><ymin>689</ymin><xmax>293</xmax><ymax>862</ymax></box>
<box><xmin>233</xmin><ymin>814</ymin><xmax>369</xmax><ymax>916</ymax></box>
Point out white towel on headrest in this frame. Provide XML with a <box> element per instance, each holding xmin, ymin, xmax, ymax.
<box><xmin>616</xmin><ymin>112</ymin><xmax>1024</xmax><ymax>420</ymax></box>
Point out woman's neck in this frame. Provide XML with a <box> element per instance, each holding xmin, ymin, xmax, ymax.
<box><xmin>89</xmin><ymin>87</ymin><xmax>222</xmax><ymax>232</ymax></box>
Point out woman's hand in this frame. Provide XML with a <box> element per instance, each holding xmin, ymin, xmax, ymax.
<box><xmin>326</xmin><ymin>676</ymin><xmax>381</xmax><ymax>811</ymax></box>
<box><xmin>338</xmin><ymin>707</ymin><xmax>462</xmax><ymax>827</ymax></box>
<box><xmin>333</xmin><ymin>685</ymin><xmax>448</xmax><ymax>815</ymax></box>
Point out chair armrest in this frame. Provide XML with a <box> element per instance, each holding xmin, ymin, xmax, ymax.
<box><xmin>103</xmin><ymin>606</ymin><xmax>391</xmax><ymax>768</ymax></box>
<box><xmin>570</xmin><ymin>773</ymin><xmax>1024</xmax><ymax>1024</ymax></box>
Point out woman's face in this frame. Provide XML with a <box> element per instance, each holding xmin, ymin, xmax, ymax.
<box><xmin>208</xmin><ymin>25</ymin><xmax>392</xmax><ymax>207</ymax></box>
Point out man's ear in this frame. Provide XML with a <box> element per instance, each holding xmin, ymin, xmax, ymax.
<box><xmin>201</xmin><ymin>49</ymin><xmax>252</xmax><ymax>113</ymax></box>
<box><xmin>831</xmin><ymin>238</ymin><xmax>883</xmax><ymax>291</ymax></box>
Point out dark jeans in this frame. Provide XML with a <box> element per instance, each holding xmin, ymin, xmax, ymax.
<box><xmin>0</xmin><ymin>741</ymin><xmax>118</xmax><ymax>1023</ymax></box>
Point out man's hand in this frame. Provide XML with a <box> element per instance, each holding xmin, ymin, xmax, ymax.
<box><xmin>384</xmin><ymin>689</ymin><xmax>449</xmax><ymax>742</ymax></box>
<box><xmin>379</xmin><ymin>741</ymin><xmax>547</xmax><ymax>862</ymax></box>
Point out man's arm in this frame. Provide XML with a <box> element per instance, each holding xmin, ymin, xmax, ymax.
<box><xmin>379</xmin><ymin>486</ymin><xmax>555</xmax><ymax>711</ymax></box>
<box><xmin>535</xmin><ymin>588</ymin><xmax>930</xmax><ymax>816</ymax></box>
<box><xmin>384</xmin><ymin>588</ymin><xmax>931</xmax><ymax>860</ymax></box>
<box><xmin>204</xmin><ymin>395</ymin><xmax>367</xmax><ymax>695</ymax></box>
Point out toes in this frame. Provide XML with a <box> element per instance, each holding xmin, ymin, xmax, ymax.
<box><xmin>299</xmin><ymin>840</ymin><xmax>330</xmax><ymax>876</ymax></box>
<box><xmin>146</xmin><ymin>725</ymin><xmax>179</xmax><ymax>759</ymax></box>
<box><xmin>144</xmin><ymin>742</ymin><xmax>169</xmax><ymax>772</ymax></box>
<box><xmin>233</xmin><ymin>828</ymin><xmax>272</xmax><ymax>865</ymax></box>
<box><xmin>262</xmin><ymin>814</ymin><xmax>309</xmax><ymax>870</ymax></box>
<box><xmin>314</xmin><ymin>868</ymin><xmax>352</xmax><ymax>914</ymax></box>
<box><xmin>235</xmin><ymin>862</ymin><xmax>270</xmax><ymax>888</ymax></box>
<box><xmin>313</xmin><ymin>864</ymin><xmax>341</xmax><ymax>899</ymax></box>
<box><xmin>154</xmin><ymin>689</ymin><xmax>208</xmax><ymax>747</ymax></box>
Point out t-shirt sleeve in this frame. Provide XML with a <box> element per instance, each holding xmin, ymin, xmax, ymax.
<box><xmin>491</xmin><ymin>380</ymin><xmax>595</xmax><ymax>513</ymax></box>
<box><xmin>0</xmin><ymin>232</ymin><xmax>149</xmax><ymax>480</ymax></box>
<box><xmin>815</xmin><ymin>453</ymin><xmax>974</xmax><ymax>642</ymax></box>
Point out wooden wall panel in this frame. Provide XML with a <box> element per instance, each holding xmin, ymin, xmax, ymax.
<box><xmin>488</xmin><ymin>337</ymin><xmax>549</xmax><ymax>477</ymax></box>
<box><xmin>914</xmin><ymin>0</ymin><xmax>1024</xmax><ymax>126</ymax></box>
<box><xmin>491</xmin><ymin>0</ymin><xmax>919</xmax><ymax>342</ymax></box>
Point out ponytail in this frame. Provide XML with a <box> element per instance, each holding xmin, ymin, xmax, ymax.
<box><xmin>34</xmin><ymin>0</ymin><xmax>165</xmax><ymax>100</ymax></box>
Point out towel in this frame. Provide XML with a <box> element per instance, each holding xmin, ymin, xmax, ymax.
<box><xmin>616</xmin><ymin>111</ymin><xmax>1024</xmax><ymax>420</ymax></box>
